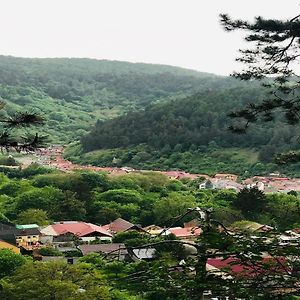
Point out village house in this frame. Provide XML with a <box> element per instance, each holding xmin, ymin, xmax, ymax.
<box><xmin>161</xmin><ymin>170</ymin><xmax>202</xmax><ymax>181</ymax></box>
<box><xmin>207</xmin><ymin>255</ymin><xmax>289</xmax><ymax>280</ymax></box>
<box><xmin>131</xmin><ymin>248</ymin><xmax>156</xmax><ymax>261</ymax></box>
<box><xmin>143</xmin><ymin>225</ymin><xmax>171</xmax><ymax>236</ymax></box>
<box><xmin>199</xmin><ymin>180</ymin><xmax>214</xmax><ymax>190</ymax></box>
<box><xmin>230</xmin><ymin>221</ymin><xmax>274</xmax><ymax>233</ymax></box>
<box><xmin>210</xmin><ymin>179</ymin><xmax>243</xmax><ymax>192</ymax></box>
<box><xmin>15</xmin><ymin>224</ymin><xmax>40</xmax><ymax>250</ymax></box>
<box><xmin>40</xmin><ymin>221</ymin><xmax>112</xmax><ymax>246</ymax></box>
<box><xmin>214</xmin><ymin>173</ymin><xmax>238</xmax><ymax>182</ymax></box>
<box><xmin>78</xmin><ymin>243</ymin><xmax>156</xmax><ymax>262</ymax></box>
<box><xmin>169</xmin><ymin>226</ymin><xmax>202</xmax><ymax>240</ymax></box>
<box><xmin>279</xmin><ymin>230</ymin><xmax>300</xmax><ymax>245</ymax></box>
<box><xmin>102</xmin><ymin>218</ymin><xmax>146</xmax><ymax>235</ymax></box>
<box><xmin>78</xmin><ymin>243</ymin><xmax>128</xmax><ymax>261</ymax></box>
<box><xmin>0</xmin><ymin>222</ymin><xmax>40</xmax><ymax>251</ymax></box>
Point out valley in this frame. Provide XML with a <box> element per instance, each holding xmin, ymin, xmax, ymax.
<box><xmin>1</xmin><ymin>1</ymin><xmax>300</xmax><ymax>298</ymax></box>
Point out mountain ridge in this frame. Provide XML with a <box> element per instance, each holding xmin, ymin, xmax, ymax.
<box><xmin>0</xmin><ymin>55</ymin><xmax>240</xmax><ymax>143</ymax></box>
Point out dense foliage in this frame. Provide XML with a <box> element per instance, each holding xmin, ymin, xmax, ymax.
<box><xmin>220</xmin><ymin>13</ymin><xmax>300</xmax><ymax>167</ymax></box>
<box><xmin>0</xmin><ymin>167</ymin><xmax>298</xmax><ymax>231</ymax></box>
<box><xmin>73</xmin><ymin>87</ymin><xmax>300</xmax><ymax>176</ymax></box>
<box><xmin>0</xmin><ymin>56</ymin><xmax>242</xmax><ymax>143</ymax></box>
<box><xmin>220</xmin><ymin>13</ymin><xmax>300</xmax><ymax>126</ymax></box>
<box><xmin>0</xmin><ymin>167</ymin><xmax>298</xmax><ymax>299</ymax></box>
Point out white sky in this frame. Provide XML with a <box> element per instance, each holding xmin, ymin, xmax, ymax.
<box><xmin>0</xmin><ymin>0</ymin><xmax>299</xmax><ymax>75</ymax></box>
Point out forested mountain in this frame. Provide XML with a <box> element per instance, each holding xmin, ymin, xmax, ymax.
<box><xmin>75</xmin><ymin>87</ymin><xmax>300</xmax><ymax>176</ymax></box>
<box><xmin>0</xmin><ymin>56</ymin><xmax>243</xmax><ymax>142</ymax></box>
<box><xmin>81</xmin><ymin>87</ymin><xmax>300</xmax><ymax>152</ymax></box>
<box><xmin>3</xmin><ymin>55</ymin><xmax>299</xmax><ymax>176</ymax></box>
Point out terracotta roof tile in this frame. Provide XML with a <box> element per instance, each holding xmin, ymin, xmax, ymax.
<box><xmin>42</xmin><ymin>222</ymin><xmax>112</xmax><ymax>238</ymax></box>
<box><xmin>103</xmin><ymin>218</ymin><xmax>135</xmax><ymax>234</ymax></box>
<box><xmin>169</xmin><ymin>227</ymin><xmax>201</xmax><ymax>238</ymax></box>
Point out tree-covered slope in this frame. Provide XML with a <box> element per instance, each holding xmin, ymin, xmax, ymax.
<box><xmin>0</xmin><ymin>56</ymin><xmax>243</xmax><ymax>143</ymax></box>
<box><xmin>81</xmin><ymin>87</ymin><xmax>299</xmax><ymax>152</ymax></box>
<box><xmin>75</xmin><ymin>87</ymin><xmax>300</xmax><ymax>176</ymax></box>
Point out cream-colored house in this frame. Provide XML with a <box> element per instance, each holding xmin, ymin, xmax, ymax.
<box><xmin>15</xmin><ymin>224</ymin><xmax>40</xmax><ymax>250</ymax></box>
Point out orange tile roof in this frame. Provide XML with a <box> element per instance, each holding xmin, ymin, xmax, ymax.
<box><xmin>49</xmin><ymin>222</ymin><xmax>112</xmax><ymax>237</ymax></box>
<box><xmin>169</xmin><ymin>227</ymin><xmax>201</xmax><ymax>238</ymax></box>
<box><xmin>102</xmin><ymin>218</ymin><xmax>136</xmax><ymax>234</ymax></box>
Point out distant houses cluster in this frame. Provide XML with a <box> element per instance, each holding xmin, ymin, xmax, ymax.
<box><xmin>0</xmin><ymin>217</ymin><xmax>204</xmax><ymax>263</ymax></box>
<box><xmin>199</xmin><ymin>173</ymin><xmax>300</xmax><ymax>193</ymax></box>
<box><xmin>33</xmin><ymin>146</ymin><xmax>300</xmax><ymax>194</ymax></box>
<box><xmin>1</xmin><ymin>217</ymin><xmax>299</xmax><ymax>286</ymax></box>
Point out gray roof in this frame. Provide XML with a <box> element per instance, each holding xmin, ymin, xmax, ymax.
<box><xmin>15</xmin><ymin>228</ymin><xmax>40</xmax><ymax>236</ymax></box>
<box><xmin>56</xmin><ymin>246</ymin><xmax>78</xmax><ymax>252</ymax></box>
<box><xmin>78</xmin><ymin>243</ymin><xmax>127</xmax><ymax>256</ymax></box>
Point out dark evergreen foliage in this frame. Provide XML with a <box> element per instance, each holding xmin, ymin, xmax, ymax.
<box><xmin>81</xmin><ymin>87</ymin><xmax>300</xmax><ymax>156</ymax></box>
<box><xmin>220</xmin><ymin>14</ymin><xmax>300</xmax><ymax>134</ymax></box>
<box><xmin>0</xmin><ymin>56</ymin><xmax>243</xmax><ymax>143</ymax></box>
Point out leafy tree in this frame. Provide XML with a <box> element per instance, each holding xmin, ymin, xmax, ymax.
<box><xmin>96</xmin><ymin>189</ymin><xmax>142</xmax><ymax>204</ymax></box>
<box><xmin>92</xmin><ymin>207</ymin><xmax>121</xmax><ymax>225</ymax></box>
<box><xmin>220</xmin><ymin>13</ymin><xmax>300</xmax><ymax>165</ymax></box>
<box><xmin>17</xmin><ymin>164</ymin><xmax>54</xmax><ymax>178</ymax></box>
<box><xmin>39</xmin><ymin>247</ymin><xmax>62</xmax><ymax>257</ymax></box>
<box><xmin>287</xmin><ymin>190</ymin><xmax>298</xmax><ymax>197</ymax></box>
<box><xmin>15</xmin><ymin>186</ymin><xmax>64</xmax><ymax>213</ymax></box>
<box><xmin>166</xmin><ymin>180</ymin><xmax>186</xmax><ymax>191</ymax></box>
<box><xmin>0</xmin><ymin>249</ymin><xmax>28</xmax><ymax>278</ymax></box>
<box><xmin>50</xmin><ymin>191</ymin><xmax>87</xmax><ymax>221</ymax></box>
<box><xmin>233</xmin><ymin>187</ymin><xmax>266</xmax><ymax>219</ymax></box>
<box><xmin>104</xmin><ymin>261</ymin><xmax>125</xmax><ymax>279</ymax></box>
<box><xmin>0</xmin><ymin>260</ymin><xmax>112</xmax><ymax>300</ymax></box>
<box><xmin>0</xmin><ymin>180</ymin><xmax>32</xmax><ymax>197</ymax></box>
<box><xmin>0</xmin><ymin>212</ymin><xmax>11</xmax><ymax>223</ymax></box>
<box><xmin>116</xmin><ymin>208</ymin><xmax>300</xmax><ymax>299</ymax></box>
<box><xmin>78</xmin><ymin>253</ymin><xmax>105</xmax><ymax>269</ymax></box>
<box><xmin>112</xmin><ymin>231</ymin><xmax>150</xmax><ymax>247</ymax></box>
<box><xmin>211</xmin><ymin>206</ymin><xmax>243</xmax><ymax>226</ymax></box>
<box><xmin>266</xmin><ymin>193</ymin><xmax>300</xmax><ymax>230</ymax></box>
<box><xmin>16</xmin><ymin>208</ymin><xmax>50</xmax><ymax>226</ymax></box>
<box><xmin>153</xmin><ymin>192</ymin><xmax>196</xmax><ymax>225</ymax></box>
<box><xmin>0</xmin><ymin>101</ymin><xmax>45</xmax><ymax>152</ymax></box>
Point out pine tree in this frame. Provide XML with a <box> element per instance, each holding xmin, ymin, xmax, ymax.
<box><xmin>220</xmin><ymin>13</ymin><xmax>300</xmax><ymax>131</ymax></box>
<box><xmin>0</xmin><ymin>102</ymin><xmax>46</xmax><ymax>152</ymax></box>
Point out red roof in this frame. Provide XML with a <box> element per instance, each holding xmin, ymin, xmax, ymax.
<box><xmin>207</xmin><ymin>257</ymin><xmax>288</xmax><ymax>277</ymax></box>
<box><xmin>51</xmin><ymin>222</ymin><xmax>112</xmax><ymax>237</ymax></box>
<box><xmin>293</xmin><ymin>228</ymin><xmax>300</xmax><ymax>234</ymax></box>
<box><xmin>169</xmin><ymin>227</ymin><xmax>201</xmax><ymax>238</ymax></box>
<box><xmin>102</xmin><ymin>218</ymin><xmax>136</xmax><ymax>234</ymax></box>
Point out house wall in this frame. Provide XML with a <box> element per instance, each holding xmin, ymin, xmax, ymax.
<box><xmin>16</xmin><ymin>235</ymin><xmax>39</xmax><ymax>247</ymax></box>
<box><xmin>40</xmin><ymin>235</ymin><xmax>53</xmax><ymax>245</ymax></box>
<box><xmin>80</xmin><ymin>236</ymin><xmax>112</xmax><ymax>242</ymax></box>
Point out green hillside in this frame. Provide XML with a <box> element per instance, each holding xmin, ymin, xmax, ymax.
<box><xmin>0</xmin><ymin>56</ymin><xmax>243</xmax><ymax>143</ymax></box>
<box><xmin>74</xmin><ymin>88</ymin><xmax>300</xmax><ymax>176</ymax></box>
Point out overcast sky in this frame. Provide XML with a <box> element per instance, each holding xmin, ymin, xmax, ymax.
<box><xmin>0</xmin><ymin>0</ymin><xmax>299</xmax><ymax>75</ymax></box>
